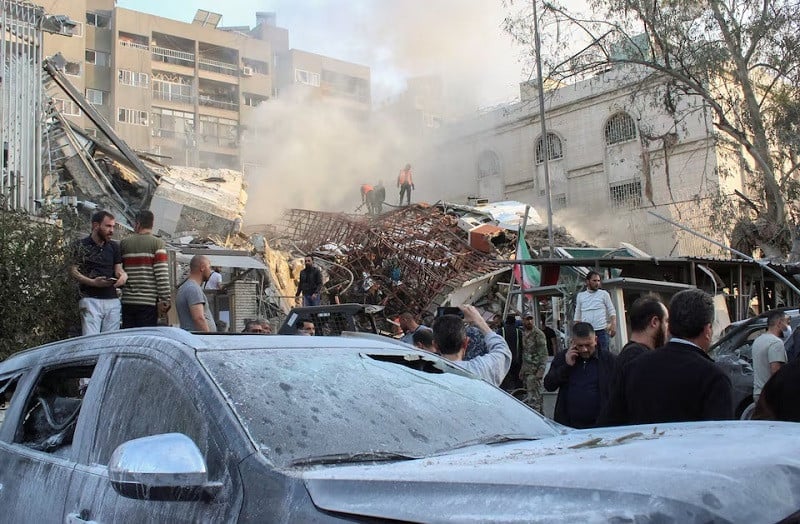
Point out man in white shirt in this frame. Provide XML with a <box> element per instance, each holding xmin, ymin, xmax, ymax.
<box><xmin>574</xmin><ymin>271</ymin><xmax>617</xmax><ymax>351</ymax></box>
<box><xmin>752</xmin><ymin>310</ymin><xmax>789</xmax><ymax>402</ymax></box>
<box><xmin>432</xmin><ymin>305</ymin><xmax>512</xmax><ymax>387</ymax></box>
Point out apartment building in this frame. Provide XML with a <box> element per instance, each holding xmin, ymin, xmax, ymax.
<box><xmin>39</xmin><ymin>2</ymin><xmax>371</xmax><ymax>170</ymax></box>
<box><xmin>274</xmin><ymin>49</ymin><xmax>371</xmax><ymax>115</ymax></box>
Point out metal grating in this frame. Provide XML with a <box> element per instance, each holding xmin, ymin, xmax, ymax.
<box><xmin>609</xmin><ymin>179</ymin><xmax>642</xmax><ymax>208</ymax></box>
<box><xmin>535</xmin><ymin>132</ymin><xmax>563</xmax><ymax>164</ymax></box>
<box><xmin>275</xmin><ymin>206</ymin><xmax>503</xmax><ymax>315</ymax></box>
<box><xmin>1</xmin><ymin>0</ymin><xmax>45</xmax><ymax>211</ymax></box>
<box><xmin>605</xmin><ymin>112</ymin><xmax>637</xmax><ymax>145</ymax></box>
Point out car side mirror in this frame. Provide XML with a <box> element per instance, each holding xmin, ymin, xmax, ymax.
<box><xmin>108</xmin><ymin>433</ymin><xmax>222</xmax><ymax>502</ymax></box>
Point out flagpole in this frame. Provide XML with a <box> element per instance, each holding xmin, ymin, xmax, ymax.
<box><xmin>533</xmin><ymin>0</ymin><xmax>555</xmax><ymax>255</ymax></box>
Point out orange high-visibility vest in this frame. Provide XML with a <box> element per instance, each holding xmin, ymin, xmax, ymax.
<box><xmin>397</xmin><ymin>169</ymin><xmax>413</xmax><ymax>185</ymax></box>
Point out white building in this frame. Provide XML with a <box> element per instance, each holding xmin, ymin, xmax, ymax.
<box><xmin>432</xmin><ymin>66</ymin><xmax>747</xmax><ymax>256</ymax></box>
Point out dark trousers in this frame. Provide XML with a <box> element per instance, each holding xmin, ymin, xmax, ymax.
<box><xmin>303</xmin><ymin>294</ymin><xmax>321</xmax><ymax>307</ymax></box>
<box><xmin>595</xmin><ymin>329</ymin><xmax>609</xmax><ymax>352</ymax></box>
<box><xmin>399</xmin><ymin>183</ymin><xmax>412</xmax><ymax>205</ymax></box>
<box><xmin>122</xmin><ymin>303</ymin><xmax>159</xmax><ymax>328</ymax></box>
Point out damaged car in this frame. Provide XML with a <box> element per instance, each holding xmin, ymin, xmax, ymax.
<box><xmin>0</xmin><ymin>328</ymin><xmax>798</xmax><ymax>523</ymax></box>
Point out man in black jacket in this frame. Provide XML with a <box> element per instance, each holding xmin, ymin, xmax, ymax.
<box><xmin>544</xmin><ymin>322</ymin><xmax>616</xmax><ymax>428</ymax></box>
<box><xmin>295</xmin><ymin>255</ymin><xmax>323</xmax><ymax>307</ymax></box>
<box><xmin>600</xmin><ymin>288</ymin><xmax>733</xmax><ymax>426</ymax></box>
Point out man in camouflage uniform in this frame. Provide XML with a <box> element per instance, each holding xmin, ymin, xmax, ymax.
<box><xmin>520</xmin><ymin>315</ymin><xmax>549</xmax><ymax>413</ymax></box>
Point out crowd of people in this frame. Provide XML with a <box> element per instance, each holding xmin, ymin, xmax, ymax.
<box><xmin>70</xmin><ymin>210</ymin><xmax>798</xmax><ymax>424</ymax></box>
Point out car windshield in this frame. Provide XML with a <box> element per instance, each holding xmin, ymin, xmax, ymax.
<box><xmin>200</xmin><ymin>348</ymin><xmax>556</xmax><ymax>468</ymax></box>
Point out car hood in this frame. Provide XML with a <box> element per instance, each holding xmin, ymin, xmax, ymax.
<box><xmin>301</xmin><ymin>421</ymin><xmax>800</xmax><ymax>523</ymax></box>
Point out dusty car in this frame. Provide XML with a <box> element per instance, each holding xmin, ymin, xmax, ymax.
<box><xmin>0</xmin><ymin>328</ymin><xmax>799</xmax><ymax>523</ymax></box>
<box><xmin>710</xmin><ymin>308</ymin><xmax>800</xmax><ymax>417</ymax></box>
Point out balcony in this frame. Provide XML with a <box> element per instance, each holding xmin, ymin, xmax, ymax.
<box><xmin>152</xmin><ymin>91</ymin><xmax>193</xmax><ymax>105</ymax></box>
<box><xmin>199</xmin><ymin>94</ymin><xmax>238</xmax><ymax>111</ymax></box>
<box><xmin>151</xmin><ymin>46</ymin><xmax>194</xmax><ymax>68</ymax></box>
<box><xmin>119</xmin><ymin>40</ymin><xmax>150</xmax><ymax>51</ymax></box>
<box><xmin>198</xmin><ymin>57</ymin><xmax>238</xmax><ymax>77</ymax></box>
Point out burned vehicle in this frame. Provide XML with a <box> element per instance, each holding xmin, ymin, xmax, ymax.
<box><xmin>0</xmin><ymin>328</ymin><xmax>799</xmax><ymax>522</ymax></box>
<box><xmin>710</xmin><ymin>308</ymin><xmax>800</xmax><ymax>418</ymax></box>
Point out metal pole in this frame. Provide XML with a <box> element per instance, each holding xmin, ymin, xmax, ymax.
<box><xmin>532</xmin><ymin>0</ymin><xmax>554</xmax><ymax>254</ymax></box>
<box><xmin>647</xmin><ymin>210</ymin><xmax>800</xmax><ymax>297</ymax></box>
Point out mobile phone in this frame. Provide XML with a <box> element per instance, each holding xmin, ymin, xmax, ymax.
<box><xmin>106</xmin><ymin>277</ymin><xmax>118</xmax><ymax>282</ymax></box>
<box><xmin>436</xmin><ymin>306</ymin><xmax>463</xmax><ymax>318</ymax></box>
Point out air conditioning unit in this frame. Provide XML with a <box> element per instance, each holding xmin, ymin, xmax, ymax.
<box><xmin>242</xmin><ymin>66</ymin><xmax>253</xmax><ymax>77</ymax></box>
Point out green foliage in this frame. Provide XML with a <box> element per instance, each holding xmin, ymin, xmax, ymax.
<box><xmin>506</xmin><ymin>0</ymin><xmax>800</xmax><ymax>258</ymax></box>
<box><xmin>0</xmin><ymin>209</ymin><xmax>82</xmax><ymax>359</ymax></box>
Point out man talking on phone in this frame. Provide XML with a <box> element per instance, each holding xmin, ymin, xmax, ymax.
<box><xmin>544</xmin><ymin>321</ymin><xmax>616</xmax><ymax>428</ymax></box>
<box><xmin>432</xmin><ymin>305</ymin><xmax>512</xmax><ymax>387</ymax></box>
<box><xmin>70</xmin><ymin>210</ymin><xmax>128</xmax><ymax>335</ymax></box>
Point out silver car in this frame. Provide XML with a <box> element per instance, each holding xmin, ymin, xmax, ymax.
<box><xmin>0</xmin><ymin>328</ymin><xmax>798</xmax><ymax>522</ymax></box>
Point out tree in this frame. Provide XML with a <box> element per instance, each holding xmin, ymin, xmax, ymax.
<box><xmin>504</xmin><ymin>0</ymin><xmax>800</xmax><ymax>259</ymax></box>
<box><xmin>0</xmin><ymin>208</ymin><xmax>81</xmax><ymax>359</ymax></box>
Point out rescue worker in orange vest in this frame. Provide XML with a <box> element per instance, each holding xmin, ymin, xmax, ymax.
<box><xmin>360</xmin><ymin>183</ymin><xmax>374</xmax><ymax>204</ymax></box>
<box><xmin>397</xmin><ymin>164</ymin><xmax>414</xmax><ymax>206</ymax></box>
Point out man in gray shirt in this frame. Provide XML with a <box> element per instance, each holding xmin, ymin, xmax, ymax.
<box><xmin>752</xmin><ymin>310</ymin><xmax>789</xmax><ymax>401</ymax></box>
<box><xmin>176</xmin><ymin>255</ymin><xmax>217</xmax><ymax>332</ymax></box>
<box><xmin>432</xmin><ymin>305</ymin><xmax>512</xmax><ymax>387</ymax></box>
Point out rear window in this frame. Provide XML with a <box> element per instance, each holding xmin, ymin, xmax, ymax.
<box><xmin>200</xmin><ymin>349</ymin><xmax>554</xmax><ymax>468</ymax></box>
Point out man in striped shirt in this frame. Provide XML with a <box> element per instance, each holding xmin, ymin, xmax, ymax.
<box><xmin>120</xmin><ymin>210</ymin><xmax>171</xmax><ymax>328</ymax></box>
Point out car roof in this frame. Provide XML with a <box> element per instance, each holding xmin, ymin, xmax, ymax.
<box><xmin>0</xmin><ymin>327</ymin><xmax>423</xmax><ymax>373</ymax></box>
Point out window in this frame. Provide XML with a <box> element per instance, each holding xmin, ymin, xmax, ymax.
<box><xmin>118</xmin><ymin>69</ymin><xmax>149</xmax><ymax>88</ymax></box>
<box><xmin>152</xmin><ymin>78</ymin><xmax>192</xmax><ymax>103</ymax></box>
<box><xmin>86</xmin><ymin>11</ymin><xmax>110</xmax><ymax>28</ymax></box>
<box><xmin>117</xmin><ymin>107</ymin><xmax>148</xmax><ymax>126</ymax></box>
<box><xmin>554</xmin><ymin>193</ymin><xmax>567</xmax><ymax>210</ymax></box>
<box><xmin>17</xmin><ymin>363</ymin><xmax>96</xmax><ymax>457</ymax></box>
<box><xmin>242</xmin><ymin>93</ymin><xmax>267</xmax><ymax>107</ymax></box>
<box><xmin>242</xmin><ymin>58</ymin><xmax>268</xmax><ymax>75</ymax></box>
<box><xmin>64</xmin><ymin>61</ymin><xmax>82</xmax><ymax>77</ymax></box>
<box><xmin>295</xmin><ymin>68</ymin><xmax>320</xmax><ymax>87</ymax></box>
<box><xmin>0</xmin><ymin>373</ymin><xmax>22</xmax><ymax>428</ymax></box>
<box><xmin>53</xmin><ymin>98</ymin><xmax>81</xmax><ymax>116</ymax></box>
<box><xmin>71</xmin><ymin>22</ymin><xmax>83</xmax><ymax>37</ymax></box>
<box><xmin>605</xmin><ymin>112</ymin><xmax>637</xmax><ymax>145</ymax></box>
<box><xmin>151</xmin><ymin>107</ymin><xmax>194</xmax><ymax>138</ymax></box>
<box><xmin>609</xmin><ymin>179</ymin><xmax>642</xmax><ymax>208</ymax></box>
<box><xmin>90</xmin><ymin>358</ymin><xmax>212</xmax><ymax>470</ymax></box>
<box><xmin>535</xmin><ymin>133</ymin><xmax>563</xmax><ymax>164</ymax></box>
<box><xmin>85</xmin><ymin>88</ymin><xmax>106</xmax><ymax>106</ymax></box>
<box><xmin>85</xmin><ymin>49</ymin><xmax>110</xmax><ymax>67</ymax></box>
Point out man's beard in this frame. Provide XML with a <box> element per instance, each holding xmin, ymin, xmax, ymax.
<box><xmin>653</xmin><ymin>327</ymin><xmax>667</xmax><ymax>348</ymax></box>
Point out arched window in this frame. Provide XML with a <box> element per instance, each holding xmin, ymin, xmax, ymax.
<box><xmin>604</xmin><ymin>112</ymin><xmax>637</xmax><ymax>145</ymax></box>
<box><xmin>535</xmin><ymin>133</ymin><xmax>563</xmax><ymax>164</ymax></box>
<box><xmin>476</xmin><ymin>150</ymin><xmax>501</xmax><ymax>179</ymax></box>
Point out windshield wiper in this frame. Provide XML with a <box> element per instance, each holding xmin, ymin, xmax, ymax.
<box><xmin>443</xmin><ymin>433</ymin><xmax>540</xmax><ymax>453</ymax></box>
<box><xmin>288</xmin><ymin>451</ymin><xmax>420</xmax><ymax>467</ymax></box>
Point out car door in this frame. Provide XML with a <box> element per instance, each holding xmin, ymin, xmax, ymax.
<box><xmin>64</xmin><ymin>352</ymin><xmax>242</xmax><ymax>523</ymax></box>
<box><xmin>0</xmin><ymin>358</ymin><xmax>104</xmax><ymax>524</ymax></box>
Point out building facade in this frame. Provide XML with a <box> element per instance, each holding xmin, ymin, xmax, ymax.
<box><xmin>434</xmin><ymin>66</ymin><xmax>747</xmax><ymax>256</ymax></box>
<box><xmin>39</xmin><ymin>2</ymin><xmax>370</xmax><ymax>171</ymax></box>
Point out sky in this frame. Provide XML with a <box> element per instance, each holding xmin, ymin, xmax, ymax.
<box><xmin>116</xmin><ymin>0</ymin><xmax>529</xmax><ymax>108</ymax></box>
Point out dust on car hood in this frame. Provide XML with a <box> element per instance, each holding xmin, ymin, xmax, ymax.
<box><xmin>302</xmin><ymin>421</ymin><xmax>800</xmax><ymax>523</ymax></box>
